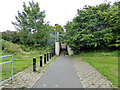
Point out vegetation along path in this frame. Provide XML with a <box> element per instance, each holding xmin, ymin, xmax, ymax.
<box><xmin>32</xmin><ymin>55</ymin><xmax>83</xmax><ymax>88</ymax></box>
<box><xmin>71</xmin><ymin>57</ymin><xmax>117</xmax><ymax>88</ymax></box>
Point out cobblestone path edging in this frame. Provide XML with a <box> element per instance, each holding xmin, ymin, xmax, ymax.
<box><xmin>71</xmin><ymin>57</ymin><xmax>117</xmax><ymax>88</ymax></box>
<box><xmin>0</xmin><ymin>56</ymin><xmax>57</xmax><ymax>89</ymax></box>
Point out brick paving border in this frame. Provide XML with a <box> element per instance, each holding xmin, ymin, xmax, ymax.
<box><xmin>0</xmin><ymin>56</ymin><xmax>57</xmax><ymax>89</ymax></box>
<box><xmin>71</xmin><ymin>57</ymin><xmax>117</xmax><ymax>88</ymax></box>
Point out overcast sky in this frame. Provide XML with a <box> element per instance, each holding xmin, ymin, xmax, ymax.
<box><xmin>0</xmin><ymin>0</ymin><xmax>118</xmax><ymax>32</ymax></box>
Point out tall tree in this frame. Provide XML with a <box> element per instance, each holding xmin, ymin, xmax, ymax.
<box><xmin>64</xmin><ymin>2</ymin><xmax>120</xmax><ymax>54</ymax></box>
<box><xmin>12</xmin><ymin>1</ymin><xmax>48</xmax><ymax>47</ymax></box>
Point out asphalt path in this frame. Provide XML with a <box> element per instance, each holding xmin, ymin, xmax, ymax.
<box><xmin>32</xmin><ymin>56</ymin><xmax>83</xmax><ymax>88</ymax></box>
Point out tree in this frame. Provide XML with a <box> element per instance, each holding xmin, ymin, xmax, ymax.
<box><xmin>12</xmin><ymin>1</ymin><xmax>49</xmax><ymax>47</ymax></box>
<box><xmin>64</xmin><ymin>2</ymin><xmax>120</xmax><ymax>54</ymax></box>
<box><xmin>2</xmin><ymin>32</ymin><xmax>20</xmax><ymax>44</ymax></box>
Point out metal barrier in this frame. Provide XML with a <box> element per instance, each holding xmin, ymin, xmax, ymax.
<box><xmin>0</xmin><ymin>55</ymin><xmax>13</xmax><ymax>84</ymax></box>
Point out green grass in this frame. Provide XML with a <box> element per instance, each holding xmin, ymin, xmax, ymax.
<box><xmin>1</xmin><ymin>53</ymin><xmax>40</xmax><ymax>80</ymax></box>
<box><xmin>76</xmin><ymin>50</ymin><xmax>119</xmax><ymax>57</ymax></box>
<box><xmin>1</xmin><ymin>51</ymin><xmax>54</xmax><ymax>81</ymax></box>
<box><xmin>71</xmin><ymin>50</ymin><xmax>118</xmax><ymax>87</ymax></box>
<box><xmin>0</xmin><ymin>39</ymin><xmax>55</xmax><ymax>85</ymax></box>
<box><xmin>0</xmin><ymin>39</ymin><xmax>54</xmax><ymax>82</ymax></box>
<box><xmin>82</xmin><ymin>56</ymin><xmax>118</xmax><ymax>87</ymax></box>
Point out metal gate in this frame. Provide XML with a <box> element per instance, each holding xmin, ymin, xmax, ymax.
<box><xmin>0</xmin><ymin>55</ymin><xmax>13</xmax><ymax>84</ymax></box>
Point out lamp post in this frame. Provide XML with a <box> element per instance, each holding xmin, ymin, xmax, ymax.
<box><xmin>55</xmin><ymin>26</ymin><xmax>56</xmax><ymax>54</ymax></box>
<box><xmin>55</xmin><ymin>24</ymin><xmax>58</xmax><ymax>55</ymax></box>
<box><xmin>57</xmin><ymin>31</ymin><xmax>59</xmax><ymax>41</ymax></box>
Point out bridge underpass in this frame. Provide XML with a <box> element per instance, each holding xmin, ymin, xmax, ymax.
<box><xmin>55</xmin><ymin>42</ymin><xmax>73</xmax><ymax>56</ymax></box>
<box><xmin>60</xmin><ymin>43</ymin><xmax>68</xmax><ymax>55</ymax></box>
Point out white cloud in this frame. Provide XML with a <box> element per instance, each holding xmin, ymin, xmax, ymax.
<box><xmin>0</xmin><ymin>0</ymin><xmax>118</xmax><ymax>32</ymax></box>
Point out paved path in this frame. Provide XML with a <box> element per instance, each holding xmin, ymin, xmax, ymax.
<box><xmin>71</xmin><ymin>57</ymin><xmax>116</xmax><ymax>88</ymax></box>
<box><xmin>32</xmin><ymin>56</ymin><xmax>83</xmax><ymax>88</ymax></box>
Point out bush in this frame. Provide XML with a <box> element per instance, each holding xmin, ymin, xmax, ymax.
<box><xmin>2</xmin><ymin>39</ymin><xmax>23</xmax><ymax>54</ymax></box>
<box><xmin>64</xmin><ymin>2</ymin><xmax>120</xmax><ymax>54</ymax></box>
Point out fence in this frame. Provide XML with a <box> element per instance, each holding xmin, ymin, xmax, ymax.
<box><xmin>0</xmin><ymin>52</ymin><xmax>55</xmax><ymax>84</ymax></box>
<box><xmin>0</xmin><ymin>55</ymin><xmax>13</xmax><ymax>84</ymax></box>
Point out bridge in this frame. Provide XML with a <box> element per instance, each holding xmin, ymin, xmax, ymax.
<box><xmin>55</xmin><ymin>42</ymin><xmax>74</xmax><ymax>56</ymax></box>
<box><xmin>54</xmin><ymin>24</ymin><xmax>74</xmax><ymax>56</ymax></box>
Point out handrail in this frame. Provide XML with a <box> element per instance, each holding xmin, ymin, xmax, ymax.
<box><xmin>0</xmin><ymin>55</ymin><xmax>13</xmax><ymax>85</ymax></box>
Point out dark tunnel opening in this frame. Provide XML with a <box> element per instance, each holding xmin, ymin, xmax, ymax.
<box><xmin>60</xmin><ymin>43</ymin><xmax>68</xmax><ymax>56</ymax></box>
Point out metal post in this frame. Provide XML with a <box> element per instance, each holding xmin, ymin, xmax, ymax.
<box><xmin>44</xmin><ymin>54</ymin><xmax>46</xmax><ymax>64</ymax></box>
<box><xmin>0</xmin><ymin>55</ymin><xmax>13</xmax><ymax>84</ymax></box>
<box><xmin>51</xmin><ymin>52</ymin><xmax>52</xmax><ymax>58</ymax></box>
<box><xmin>47</xmin><ymin>53</ymin><xmax>49</xmax><ymax>61</ymax></box>
<box><xmin>55</xmin><ymin>30</ymin><xmax>56</xmax><ymax>42</ymax></box>
<box><xmin>51</xmin><ymin>52</ymin><xmax>52</xmax><ymax>59</ymax></box>
<box><xmin>50</xmin><ymin>53</ymin><xmax>51</xmax><ymax>59</ymax></box>
<box><xmin>9</xmin><ymin>62</ymin><xmax>10</xmax><ymax>80</ymax></box>
<box><xmin>53</xmin><ymin>52</ymin><xmax>54</xmax><ymax>56</ymax></box>
<box><xmin>6</xmin><ymin>64</ymin><xmax>7</xmax><ymax>79</ymax></box>
<box><xmin>3</xmin><ymin>64</ymin><xmax>4</xmax><ymax>80</ymax></box>
<box><xmin>55</xmin><ymin>25</ymin><xmax>57</xmax><ymax>55</ymax></box>
<box><xmin>53</xmin><ymin>52</ymin><xmax>54</xmax><ymax>57</ymax></box>
<box><xmin>40</xmin><ymin>56</ymin><xmax>42</xmax><ymax>67</ymax></box>
<box><xmin>51</xmin><ymin>52</ymin><xmax>53</xmax><ymax>57</ymax></box>
<box><xmin>57</xmin><ymin>32</ymin><xmax>59</xmax><ymax>41</ymax></box>
<box><xmin>11</xmin><ymin>55</ymin><xmax>13</xmax><ymax>83</ymax></box>
<box><xmin>33</xmin><ymin>57</ymin><xmax>36</xmax><ymax>72</ymax></box>
<box><xmin>64</xmin><ymin>50</ymin><xmax>65</xmax><ymax>56</ymax></box>
<box><xmin>52</xmin><ymin>52</ymin><xmax>53</xmax><ymax>57</ymax></box>
<box><xmin>55</xmin><ymin>31</ymin><xmax>56</xmax><ymax>55</ymax></box>
<box><xmin>54</xmin><ymin>51</ymin><xmax>55</xmax><ymax>56</ymax></box>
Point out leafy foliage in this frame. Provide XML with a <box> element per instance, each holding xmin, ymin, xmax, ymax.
<box><xmin>11</xmin><ymin>1</ymin><xmax>52</xmax><ymax>48</ymax></box>
<box><xmin>2</xmin><ymin>39</ymin><xmax>23</xmax><ymax>54</ymax></box>
<box><xmin>64</xmin><ymin>2</ymin><xmax>120</xmax><ymax>54</ymax></box>
<box><xmin>2</xmin><ymin>32</ymin><xmax>20</xmax><ymax>44</ymax></box>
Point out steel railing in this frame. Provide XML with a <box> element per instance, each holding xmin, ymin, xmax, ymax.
<box><xmin>0</xmin><ymin>55</ymin><xmax>13</xmax><ymax>84</ymax></box>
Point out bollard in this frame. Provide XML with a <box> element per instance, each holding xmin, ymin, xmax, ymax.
<box><xmin>51</xmin><ymin>52</ymin><xmax>52</xmax><ymax>57</ymax></box>
<box><xmin>52</xmin><ymin>52</ymin><xmax>54</xmax><ymax>57</ymax></box>
<box><xmin>54</xmin><ymin>51</ymin><xmax>55</xmax><ymax>56</ymax></box>
<box><xmin>52</xmin><ymin>52</ymin><xmax>53</xmax><ymax>57</ymax></box>
<box><xmin>50</xmin><ymin>53</ymin><xmax>51</xmax><ymax>59</ymax></box>
<box><xmin>53</xmin><ymin>51</ymin><xmax>54</xmax><ymax>57</ymax></box>
<box><xmin>47</xmin><ymin>53</ymin><xmax>49</xmax><ymax>61</ymax></box>
<box><xmin>53</xmin><ymin>52</ymin><xmax>54</xmax><ymax>57</ymax></box>
<box><xmin>51</xmin><ymin>52</ymin><xmax>52</xmax><ymax>58</ymax></box>
<box><xmin>53</xmin><ymin>51</ymin><xmax>55</xmax><ymax>56</ymax></box>
<box><xmin>44</xmin><ymin>53</ymin><xmax>46</xmax><ymax>64</ymax></box>
<box><xmin>40</xmin><ymin>56</ymin><xmax>42</xmax><ymax>67</ymax></box>
<box><xmin>33</xmin><ymin>57</ymin><xmax>36</xmax><ymax>72</ymax></box>
<box><xmin>64</xmin><ymin>50</ymin><xmax>65</xmax><ymax>56</ymax></box>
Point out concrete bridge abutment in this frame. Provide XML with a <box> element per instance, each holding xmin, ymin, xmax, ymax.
<box><xmin>55</xmin><ymin>42</ymin><xmax>74</xmax><ymax>56</ymax></box>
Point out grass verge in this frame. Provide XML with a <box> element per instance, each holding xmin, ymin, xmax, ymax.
<box><xmin>1</xmin><ymin>52</ymin><xmax>55</xmax><ymax>81</ymax></box>
<box><xmin>71</xmin><ymin>50</ymin><xmax>118</xmax><ymax>87</ymax></box>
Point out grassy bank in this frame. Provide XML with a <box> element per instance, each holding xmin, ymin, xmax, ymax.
<box><xmin>71</xmin><ymin>50</ymin><xmax>118</xmax><ymax>87</ymax></box>
<box><xmin>1</xmin><ymin>52</ymin><xmax>55</xmax><ymax>80</ymax></box>
<box><xmin>2</xmin><ymin>53</ymin><xmax>41</xmax><ymax>74</ymax></box>
<box><xmin>1</xmin><ymin>40</ymin><xmax>54</xmax><ymax>81</ymax></box>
